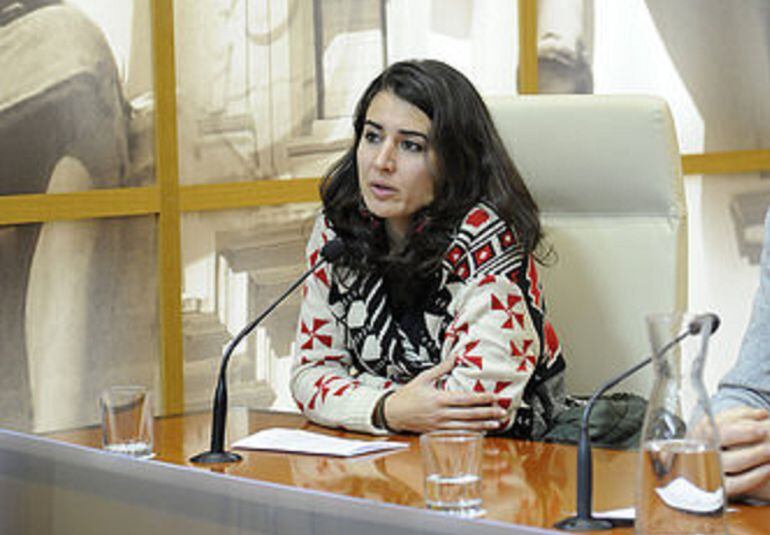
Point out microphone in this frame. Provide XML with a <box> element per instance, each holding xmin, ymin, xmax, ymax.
<box><xmin>554</xmin><ymin>313</ymin><xmax>720</xmax><ymax>531</ymax></box>
<box><xmin>190</xmin><ymin>238</ymin><xmax>345</xmax><ymax>464</ymax></box>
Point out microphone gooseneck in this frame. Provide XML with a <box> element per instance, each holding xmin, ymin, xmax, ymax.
<box><xmin>190</xmin><ymin>238</ymin><xmax>344</xmax><ymax>464</ymax></box>
<box><xmin>554</xmin><ymin>313</ymin><xmax>720</xmax><ymax>531</ymax></box>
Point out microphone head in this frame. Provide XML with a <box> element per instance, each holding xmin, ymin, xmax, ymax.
<box><xmin>320</xmin><ymin>238</ymin><xmax>345</xmax><ymax>262</ymax></box>
<box><xmin>688</xmin><ymin>313</ymin><xmax>721</xmax><ymax>335</ymax></box>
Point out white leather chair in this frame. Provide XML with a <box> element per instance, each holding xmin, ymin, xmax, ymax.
<box><xmin>487</xmin><ymin>95</ymin><xmax>687</xmax><ymax>396</ymax></box>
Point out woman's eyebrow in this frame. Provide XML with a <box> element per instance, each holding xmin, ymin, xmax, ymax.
<box><xmin>399</xmin><ymin>129</ymin><xmax>428</xmax><ymax>141</ymax></box>
<box><xmin>363</xmin><ymin>119</ymin><xmax>428</xmax><ymax>140</ymax></box>
<box><xmin>364</xmin><ymin>119</ymin><xmax>383</xmax><ymax>130</ymax></box>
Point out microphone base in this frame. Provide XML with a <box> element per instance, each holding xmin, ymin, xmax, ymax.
<box><xmin>554</xmin><ymin>515</ymin><xmax>632</xmax><ymax>531</ymax></box>
<box><xmin>189</xmin><ymin>450</ymin><xmax>243</xmax><ymax>464</ymax></box>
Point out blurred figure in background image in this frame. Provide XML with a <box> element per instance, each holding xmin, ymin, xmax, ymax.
<box><xmin>0</xmin><ymin>0</ymin><xmax>154</xmax><ymax>432</ymax></box>
<box><xmin>536</xmin><ymin>0</ymin><xmax>594</xmax><ymax>94</ymax></box>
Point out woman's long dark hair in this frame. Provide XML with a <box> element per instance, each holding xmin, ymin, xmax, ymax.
<box><xmin>321</xmin><ymin>59</ymin><xmax>542</xmax><ymax>290</ymax></box>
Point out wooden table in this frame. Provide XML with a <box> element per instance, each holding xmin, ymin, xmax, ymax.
<box><xmin>45</xmin><ymin>409</ymin><xmax>769</xmax><ymax>534</ymax></box>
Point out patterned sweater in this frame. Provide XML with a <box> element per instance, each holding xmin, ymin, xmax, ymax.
<box><xmin>290</xmin><ymin>202</ymin><xmax>566</xmax><ymax>436</ymax></box>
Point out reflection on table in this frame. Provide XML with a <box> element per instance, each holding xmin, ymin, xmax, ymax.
<box><xmin>39</xmin><ymin>409</ymin><xmax>770</xmax><ymax>534</ymax></box>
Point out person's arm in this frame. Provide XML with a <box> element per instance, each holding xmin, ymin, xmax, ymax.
<box><xmin>440</xmin><ymin>271</ymin><xmax>548</xmax><ymax>433</ymax></box>
<box><xmin>713</xmin><ymin>208</ymin><xmax>770</xmax><ymax>501</ymax></box>
<box><xmin>713</xmin><ymin>208</ymin><xmax>770</xmax><ymax>414</ymax></box>
<box><xmin>383</xmin><ymin>267</ymin><xmax>550</xmax><ymax>435</ymax></box>
<box><xmin>290</xmin><ymin>218</ymin><xmax>393</xmax><ymax>435</ymax></box>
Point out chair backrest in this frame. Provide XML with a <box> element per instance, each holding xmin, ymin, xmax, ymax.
<box><xmin>487</xmin><ymin>94</ymin><xmax>687</xmax><ymax>396</ymax></box>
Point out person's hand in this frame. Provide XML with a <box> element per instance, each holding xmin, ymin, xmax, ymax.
<box><xmin>717</xmin><ymin>406</ymin><xmax>770</xmax><ymax>500</ymax></box>
<box><xmin>383</xmin><ymin>357</ymin><xmax>507</xmax><ymax>433</ymax></box>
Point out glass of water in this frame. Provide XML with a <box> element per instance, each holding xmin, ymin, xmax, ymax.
<box><xmin>420</xmin><ymin>430</ymin><xmax>484</xmax><ymax>518</ymax></box>
<box><xmin>100</xmin><ymin>385</ymin><xmax>154</xmax><ymax>459</ymax></box>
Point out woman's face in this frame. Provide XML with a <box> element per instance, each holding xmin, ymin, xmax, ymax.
<box><xmin>357</xmin><ymin>90</ymin><xmax>436</xmax><ymax>242</ymax></box>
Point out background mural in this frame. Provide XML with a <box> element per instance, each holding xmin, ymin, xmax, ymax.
<box><xmin>0</xmin><ymin>0</ymin><xmax>155</xmax><ymax>432</ymax></box>
<box><xmin>0</xmin><ymin>0</ymin><xmax>767</xmax><ymax>431</ymax></box>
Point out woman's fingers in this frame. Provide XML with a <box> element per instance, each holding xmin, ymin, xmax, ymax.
<box><xmin>431</xmin><ymin>397</ymin><xmax>507</xmax><ymax>431</ymax></box>
<box><xmin>438</xmin><ymin>389</ymin><xmax>500</xmax><ymax>408</ymax></box>
<box><xmin>434</xmin><ymin>419</ymin><xmax>503</xmax><ymax>431</ymax></box>
<box><xmin>443</xmin><ymin>405</ymin><xmax>507</xmax><ymax>421</ymax></box>
<box><xmin>413</xmin><ymin>356</ymin><xmax>456</xmax><ymax>384</ymax></box>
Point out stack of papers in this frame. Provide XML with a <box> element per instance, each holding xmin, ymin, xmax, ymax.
<box><xmin>232</xmin><ymin>428</ymin><xmax>409</xmax><ymax>457</ymax></box>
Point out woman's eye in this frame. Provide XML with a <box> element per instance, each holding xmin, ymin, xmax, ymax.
<box><xmin>363</xmin><ymin>130</ymin><xmax>381</xmax><ymax>143</ymax></box>
<box><xmin>401</xmin><ymin>139</ymin><xmax>424</xmax><ymax>153</ymax></box>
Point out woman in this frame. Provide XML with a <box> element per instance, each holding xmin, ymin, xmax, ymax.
<box><xmin>291</xmin><ymin>59</ymin><xmax>565</xmax><ymax>437</ymax></box>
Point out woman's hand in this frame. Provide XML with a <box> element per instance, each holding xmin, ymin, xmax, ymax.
<box><xmin>383</xmin><ymin>357</ymin><xmax>507</xmax><ymax>433</ymax></box>
<box><xmin>717</xmin><ymin>406</ymin><xmax>770</xmax><ymax>501</ymax></box>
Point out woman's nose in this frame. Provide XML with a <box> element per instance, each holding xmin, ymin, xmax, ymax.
<box><xmin>374</xmin><ymin>141</ymin><xmax>396</xmax><ymax>171</ymax></box>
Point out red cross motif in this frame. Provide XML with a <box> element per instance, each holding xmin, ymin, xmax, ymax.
<box><xmin>510</xmin><ymin>339</ymin><xmax>536</xmax><ymax>371</ymax></box>
<box><xmin>444</xmin><ymin>321</ymin><xmax>469</xmax><ymax>349</ymax></box>
<box><xmin>493</xmin><ymin>381</ymin><xmax>512</xmax><ymax>394</ymax></box>
<box><xmin>308</xmin><ymin>374</ymin><xmax>342</xmax><ymax>409</ymax></box>
<box><xmin>527</xmin><ymin>256</ymin><xmax>542</xmax><ymax>310</ymax></box>
<box><xmin>492</xmin><ymin>382</ymin><xmax>514</xmax><ymax>410</ymax></box>
<box><xmin>517</xmin><ymin>357</ymin><xmax>537</xmax><ymax>372</ymax></box>
<box><xmin>509</xmin><ymin>338</ymin><xmax>534</xmax><ymax>357</ymax></box>
<box><xmin>308</xmin><ymin>248</ymin><xmax>330</xmax><ymax>287</ymax></box>
<box><xmin>300</xmin><ymin>318</ymin><xmax>333</xmax><ymax>349</ymax></box>
<box><xmin>305</xmin><ymin>354</ymin><xmax>345</xmax><ymax>367</ymax></box>
<box><xmin>491</xmin><ymin>293</ymin><xmax>525</xmax><ymax>329</ymax></box>
<box><xmin>466</xmin><ymin>208</ymin><xmax>490</xmax><ymax>227</ymax></box>
<box><xmin>473</xmin><ymin>380</ymin><xmax>486</xmax><ymax>393</ymax></box>
<box><xmin>496</xmin><ymin>398</ymin><xmax>512</xmax><ymax>410</ymax></box>
<box><xmin>473</xmin><ymin>243</ymin><xmax>494</xmax><ymax>266</ymax></box>
<box><xmin>457</xmin><ymin>340</ymin><xmax>483</xmax><ymax>369</ymax></box>
<box><xmin>332</xmin><ymin>380</ymin><xmax>359</xmax><ymax>397</ymax></box>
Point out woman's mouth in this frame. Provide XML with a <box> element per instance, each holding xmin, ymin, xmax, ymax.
<box><xmin>370</xmin><ymin>182</ymin><xmax>396</xmax><ymax>200</ymax></box>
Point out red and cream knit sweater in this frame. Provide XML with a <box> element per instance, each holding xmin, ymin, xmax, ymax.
<box><xmin>291</xmin><ymin>202</ymin><xmax>566</xmax><ymax>437</ymax></box>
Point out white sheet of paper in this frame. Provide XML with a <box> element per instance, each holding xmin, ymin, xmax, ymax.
<box><xmin>593</xmin><ymin>507</ymin><xmax>635</xmax><ymax>520</ymax></box>
<box><xmin>655</xmin><ymin>476</ymin><xmax>724</xmax><ymax>514</ymax></box>
<box><xmin>232</xmin><ymin>428</ymin><xmax>409</xmax><ymax>457</ymax></box>
<box><xmin>592</xmin><ymin>478</ymin><xmax>730</xmax><ymax>521</ymax></box>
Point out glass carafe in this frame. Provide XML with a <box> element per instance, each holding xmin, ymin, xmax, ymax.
<box><xmin>636</xmin><ymin>312</ymin><xmax>726</xmax><ymax>535</ymax></box>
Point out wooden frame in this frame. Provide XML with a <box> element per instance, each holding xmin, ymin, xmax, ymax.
<box><xmin>0</xmin><ymin>0</ymin><xmax>767</xmax><ymax>414</ymax></box>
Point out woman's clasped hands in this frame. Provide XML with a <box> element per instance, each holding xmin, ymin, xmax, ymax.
<box><xmin>382</xmin><ymin>357</ymin><xmax>508</xmax><ymax>433</ymax></box>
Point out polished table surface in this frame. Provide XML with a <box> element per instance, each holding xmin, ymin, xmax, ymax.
<box><xmin>46</xmin><ymin>409</ymin><xmax>769</xmax><ymax>534</ymax></box>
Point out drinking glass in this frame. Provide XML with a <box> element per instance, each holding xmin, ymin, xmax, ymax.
<box><xmin>420</xmin><ymin>430</ymin><xmax>484</xmax><ymax>517</ymax></box>
<box><xmin>100</xmin><ymin>385</ymin><xmax>154</xmax><ymax>459</ymax></box>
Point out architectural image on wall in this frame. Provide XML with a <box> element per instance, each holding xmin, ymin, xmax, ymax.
<box><xmin>0</xmin><ymin>0</ymin><xmax>156</xmax><ymax>432</ymax></box>
<box><xmin>175</xmin><ymin>0</ymin><xmax>523</xmax><ymax>411</ymax></box>
<box><xmin>538</xmin><ymin>0</ymin><xmax>770</xmax><ymax>389</ymax></box>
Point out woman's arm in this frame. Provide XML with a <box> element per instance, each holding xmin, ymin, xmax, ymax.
<box><xmin>440</xmin><ymin>272</ymin><xmax>549</xmax><ymax>433</ymax></box>
<box><xmin>290</xmin><ymin>217</ymin><xmax>394</xmax><ymax>434</ymax></box>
